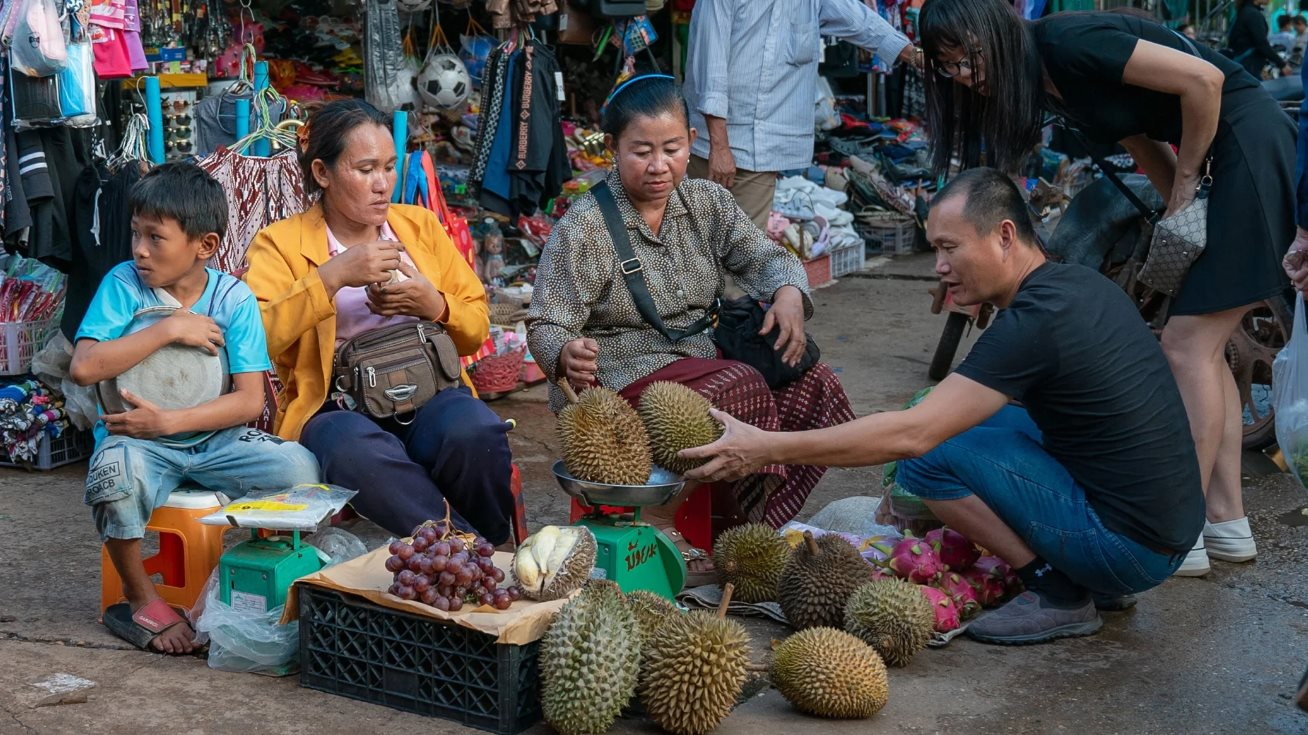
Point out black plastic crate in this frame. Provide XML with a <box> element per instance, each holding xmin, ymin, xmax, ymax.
<box><xmin>298</xmin><ymin>585</ymin><xmax>542</xmax><ymax>734</ymax></box>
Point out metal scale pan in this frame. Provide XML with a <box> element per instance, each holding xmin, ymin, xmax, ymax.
<box><xmin>97</xmin><ymin>306</ymin><xmax>230</xmax><ymax>413</ymax></box>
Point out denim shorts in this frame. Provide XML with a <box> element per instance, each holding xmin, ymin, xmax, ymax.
<box><xmin>896</xmin><ymin>405</ymin><xmax>1186</xmax><ymax>596</ymax></box>
<box><xmin>86</xmin><ymin>426</ymin><xmax>321</xmax><ymax>541</ymax></box>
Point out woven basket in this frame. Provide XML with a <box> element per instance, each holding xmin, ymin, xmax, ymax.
<box><xmin>472</xmin><ymin>346</ymin><xmax>526</xmax><ymax>395</ymax></box>
<box><xmin>489</xmin><ymin>302</ymin><xmax>529</xmax><ymax>326</ymax></box>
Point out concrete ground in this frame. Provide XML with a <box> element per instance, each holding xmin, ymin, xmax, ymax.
<box><xmin>1</xmin><ymin>254</ymin><xmax>1306</xmax><ymax>734</ymax></box>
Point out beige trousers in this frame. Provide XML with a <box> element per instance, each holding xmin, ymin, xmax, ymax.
<box><xmin>687</xmin><ymin>155</ymin><xmax>777</xmax><ymax>231</ymax></box>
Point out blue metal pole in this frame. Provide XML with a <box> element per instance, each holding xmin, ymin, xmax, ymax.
<box><xmin>235</xmin><ymin>98</ymin><xmax>250</xmax><ymax>141</ymax></box>
<box><xmin>145</xmin><ymin>77</ymin><xmax>165</xmax><ymax>164</ymax></box>
<box><xmin>392</xmin><ymin>110</ymin><xmax>407</xmax><ymax>203</ymax></box>
<box><xmin>252</xmin><ymin>61</ymin><xmax>271</xmax><ymax>157</ymax></box>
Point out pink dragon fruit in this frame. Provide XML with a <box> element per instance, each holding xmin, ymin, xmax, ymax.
<box><xmin>934</xmin><ymin>572</ymin><xmax>981</xmax><ymax>619</ymax></box>
<box><xmin>888</xmin><ymin>537</ymin><xmax>946</xmax><ymax>584</ymax></box>
<box><xmin>961</xmin><ymin>567</ymin><xmax>1007</xmax><ymax>608</ymax></box>
<box><xmin>926</xmin><ymin>527</ymin><xmax>980</xmax><ymax>571</ymax></box>
<box><xmin>920</xmin><ymin>586</ymin><xmax>961</xmax><ymax>632</ymax></box>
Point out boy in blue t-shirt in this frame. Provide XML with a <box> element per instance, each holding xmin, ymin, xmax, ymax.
<box><xmin>70</xmin><ymin>163</ymin><xmax>320</xmax><ymax>655</ymax></box>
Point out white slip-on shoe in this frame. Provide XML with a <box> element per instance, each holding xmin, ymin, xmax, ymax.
<box><xmin>1204</xmin><ymin>517</ymin><xmax>1257</xmax><ymax>563</ymax></box>
<box><xmin>1174</xmin><ymin>536</ymin><xmax>1210</xmax><ymax>577</ymax></box>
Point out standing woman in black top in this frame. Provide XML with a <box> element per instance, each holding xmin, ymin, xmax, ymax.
<box><xmin>1228</xmin><ymin>0</ymin><xmax>1292</xmax><ymax>79</ymax></box>
<box><xmin>918</xmin><ymin>0</ymin><xmax>1295</xmax><ymax>577</ymax></box>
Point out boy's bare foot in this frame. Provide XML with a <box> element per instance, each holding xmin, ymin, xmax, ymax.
<box><xmin>130</xmin><ymin>595</ymin><xmax>198</xmax><ymax>654</ymax></box>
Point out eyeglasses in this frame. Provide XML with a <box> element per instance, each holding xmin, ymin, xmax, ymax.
<box><xmin>935</xmin><ymin>49</ymin><xmax>980</xmax><ymax>79</ymax></box>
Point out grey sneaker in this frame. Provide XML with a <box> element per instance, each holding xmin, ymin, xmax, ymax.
<box><xmin>1092</xmin><ymin>592</ymin><xmax>1137</xmax><ymax>612</ymax></box>
<box><xmin>966</xmin><ymin>591</ymin><xmax>1103</xmax><ymax>645</ymax></box>
<box><xmin>1296</xmin><ymin>666</ymin><xmax>1308</xmax><ymax>713</ymax></box>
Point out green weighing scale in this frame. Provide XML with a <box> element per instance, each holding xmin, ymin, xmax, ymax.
<box><xmin>218</xmin><ymin>529</ymin><xmax>324</xmax><ymax>612</ymax></box>
<box><xmin>552</xmin><ymin>460</ymin><xmax>688</xmax><ymax>600</ymax></box>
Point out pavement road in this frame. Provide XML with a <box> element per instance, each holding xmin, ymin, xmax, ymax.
<box><xmin>1</xmin><ymin>255</ymin><xmax>1305</xmax><ymax>734</ymax></box>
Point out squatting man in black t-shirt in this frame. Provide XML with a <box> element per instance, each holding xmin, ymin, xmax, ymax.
<box><xmin>682</xmin><ymin>168</ymin><xmax>1205</xmax><ymax>645</ymax></box>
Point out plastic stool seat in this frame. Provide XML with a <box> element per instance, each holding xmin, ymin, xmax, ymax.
<box><xmin>99</xmin><ymin>486</ymin><xmax>231</xmax><ymax>613</ymax></box>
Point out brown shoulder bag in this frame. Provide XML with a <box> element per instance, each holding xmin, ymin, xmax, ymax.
<box><xmin>332</xmin><ymin>321</ymin><xmax>463</xmax><ymax>424</ymax></box>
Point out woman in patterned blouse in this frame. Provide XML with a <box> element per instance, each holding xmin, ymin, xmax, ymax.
<box><xmin>527</xmin><ymin>75</ymin><xmax>854</xmax><ymax>584</ymax></box>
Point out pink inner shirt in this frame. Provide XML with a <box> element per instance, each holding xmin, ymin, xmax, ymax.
<box><xmin>328</xmin><ymin>222</ymin><xmax>420</xmax><ymax>346</ymax></box>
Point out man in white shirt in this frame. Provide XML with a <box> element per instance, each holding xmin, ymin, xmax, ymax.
<box><xmin>683</xmin><ymin>0</ymin><xmax>917</xmax><ymax>228</ymax></box>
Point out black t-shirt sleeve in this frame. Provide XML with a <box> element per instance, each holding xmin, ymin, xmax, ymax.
<box><xmin>955</xmin><ymin>303</ymin><xmax>1059</xmax><ymax>401</ymax></box>
<box><xmin>1044</xmin><ymin>23</ymin><xmax>1141</xmax><ymax>86</ymax></box>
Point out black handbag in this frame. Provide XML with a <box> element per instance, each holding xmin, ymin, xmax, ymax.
<box><xmin>592</xmin><ymin>181</ymin><xmax>820</xmax><ymax>389</ymax></box>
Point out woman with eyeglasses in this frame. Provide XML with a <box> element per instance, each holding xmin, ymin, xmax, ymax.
<box><xmin>918</xmin><ymin>0</ymin><xmax>1295</xmax><ymax>578</ymax></box>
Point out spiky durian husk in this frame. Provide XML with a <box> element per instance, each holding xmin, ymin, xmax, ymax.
<box><xmin>772</xmin><ymin>627</ymin><xmax>890</xmax><ymax>719</ymax></box>
<box><xmin>843</xmin><ymin>579</ymin><xmax>935</xmax><ymax>668</ymax></box>
<box><xmin>778</xmin><ymin>534</ymin><xmax>874</xmax><ymax>630</ymax></box>
<box><xmin>558</xmin><ymin>387</ymin><xmax>652</xmax><ymax>485</ymax></box>
<box><xmin>639</xmin><ymin>610</ymin><xmax>749</xmax><ymax>735</ymax></box>
<box><xmin>540</xmin><ymin>581</ymin><xmax>641</xmax><ymax>735</ymax></box>
<box><xmin>637</xmin><ymin>381</ymin><xmax>723</xmax><ymax>475</ymax></box>
<box><xmin>711</xmin><ymin>523</ymin><xmax>792</xmax><ymax>603</ymax></box>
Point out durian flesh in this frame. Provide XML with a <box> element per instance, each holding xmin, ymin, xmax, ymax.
<box><xmin>512</xmin><ymin>525</ymin><xmax>598</xmax><ymax>601</ymax></box>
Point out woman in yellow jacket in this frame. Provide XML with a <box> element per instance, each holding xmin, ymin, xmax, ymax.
<box><xmin>244</xmin><ymin>100</ymin><xmax>514</xmax><ymax>544</ymax></box>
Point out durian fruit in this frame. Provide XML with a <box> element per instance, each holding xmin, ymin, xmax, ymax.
<box><xmin>512</xmin><ymin>525</ymin><xmax>598</xmax><ymax>601</ymax></box>
<box><xmin>843</xmin><ymin>578</ymin><xmax>935</xmax><ymax>668</ymax></box>
<box><xmin>640</xmin><ymin>587</ymin><xmax>750</xmax><ymax>735</ymax></box>
<box><xmin>557</xmin><ymin>384</ymin><xmax>653</xmax><ymax>485</ymax></box>
<box><xmin>637</xmin><ymin>381</ymin><xmax>724</xmax><ymax>474</ymax></box>
<box><xmin>771</xmin><ymin>627</ymin><xmax>890</xmax><ymax>719</ymax></box>
<box><xmin>540</xmin><ymin>581</ymin><xmax>641</xmax><ymax>735</ymax></box>
<box><xmin>778</xmin><ymin>531</ymin><xmax>875</xmax><ymax>630</ymax></box>
<box><xmin>712</xmin><ymin>523</ymin><xmax>792</xmax><ymax>603</ymax></box>
<box><xmin>624</xmin><ymin>589</ymin><xmax>682</xmax><ymax>649</ymax></box>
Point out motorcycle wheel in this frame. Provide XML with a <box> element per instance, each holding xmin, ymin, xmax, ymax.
<box><xmin>929</xmin><ymin>311</ymin><xmax>971</xmax><ymax>381</ymax></box>
<box><xmin>1230</xmin><ymin>295</ymin><xmax>1293</xmax><ymax>451</ymax></box>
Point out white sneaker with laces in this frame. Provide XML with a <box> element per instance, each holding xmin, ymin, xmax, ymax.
<box><xmin>1203</xmin><ymin>517</ymin><xmax>1257</xmax><ymax>563</ymax></box>
<box><xmin>1174</xmin><ymin>536</ymin><xmax>1210</xmax><ymax>577</ymax></box>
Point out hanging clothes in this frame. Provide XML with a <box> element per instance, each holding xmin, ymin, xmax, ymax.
<box><xmin>62</xmin><ymin>161</ymin><xmax>147</xmax><ymax>340</ymax></box>
<box><xmin>0</xmin><ymin>54</ymin><xmax>8</xmax><ymax>236</ymax></box>
<box><xmin>197</xmin><ymin>147</ymin><xmax>310</xmax><ymax>273</ymax></box>
<box><xmin>469</xmin><ymin>41</ymin><xmax>512</xmax><ymax>196</ymax></box>
<box><xmin>11</xmin><ymin>127</ymin><xmax>95</xmax><ymax>270</ymax></box>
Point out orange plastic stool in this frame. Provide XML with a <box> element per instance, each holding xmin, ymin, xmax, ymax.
<box><xmin>568</xmin><ymin>481</ymin><xmax>716</xmax><ymax>553</ymax></box>
<box><xmin>99</xmin><ymin>488</ymin><xmax>231</xmax><ymax>613</ymax></box>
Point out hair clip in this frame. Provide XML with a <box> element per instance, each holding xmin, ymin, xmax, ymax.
<box><xmin>601</xmin><ymin>73</ymin><xmax>675</xmax><ymax>115</ymax></box>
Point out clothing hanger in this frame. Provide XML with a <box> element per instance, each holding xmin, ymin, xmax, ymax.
<box><xmin>231</xmin><ymin>83</ymin><xmax>295</xmax><ymax>155</ymax></box>
<box><xmin>108</xmin><ymin>113</ymin><xmax>151</xmax><ymax>171</ymax></box>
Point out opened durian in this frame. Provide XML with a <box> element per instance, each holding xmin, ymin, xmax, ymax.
<box><xmin>640</xmin><ymin>608</ymin><xmax>750</xmax><ymax>735</ymax></box>
<box><xmin>771</xmin><ymin>627</ymin><xmax>889</xmax><ymax>719</ymax></box>
<box><xmin>512</xmin><ymin>525</ymin><xmax>597</xmax><ymax>601</ymax></box>
<box><xmin>843</xmin><ymin>578</ymin><xmax>935</xmax><ymax>668</ymax></box>
<box><xmin>712</xmin><ymin>523</ymin><xmax>791</xmax><ymax>603</ymax></box>
<box><xmin>637</xmin><ymin>381</ymin><xmax>723</xmax><ymax>475</ymax></box>
<box><xmin>540</xmin><ymin>581</ymin><xmax>641</xmax><ymax>735</ymax></box>
<box><xmin>778</xmin><ymin>531</ymin><xmax>874</xmax><ymax>630</ymax></box>
<box><xmin>557</xmin><ymin>386</ymin><xmax>653</xmax><ymax>485</ymax></box>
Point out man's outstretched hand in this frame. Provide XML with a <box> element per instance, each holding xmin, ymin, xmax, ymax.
<box><xmin>681</xmin><ymin>409</ymin><xmax>771</xmax><ymax>483</ymax></box>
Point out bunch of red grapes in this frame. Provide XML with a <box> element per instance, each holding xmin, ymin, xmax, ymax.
<box><xmin>385</xmin><ymin>522</ymin><xmax>523</xmax><ymax>611</ymax></box>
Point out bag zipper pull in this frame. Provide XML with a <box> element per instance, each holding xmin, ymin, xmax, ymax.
<box><xmin>367</xmin><ymin>366</ymin><xmax>377</xmax><ymax>388</ymax></box>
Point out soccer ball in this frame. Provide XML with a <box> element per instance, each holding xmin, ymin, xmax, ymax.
<box><xmin>396</xmin><ymin>0</ymin><xmax>432</xmax><ymax>12</ymax></box>
<box><xmin>417</xmin><ymin>54</ymin><xmax>471</xmax><ymax>110</ymax></box>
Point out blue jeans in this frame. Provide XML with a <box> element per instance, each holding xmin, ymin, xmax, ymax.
<box><xmin>896</xmin><ymin>406</ymin><xmax>1185</xmax><ymax>596</ymax></box>
<box><xmin>300</xmin><ymin>386</ymin><xmax>514</xmax><ymax>544</ymax></box>
<box><xmin>87</xmin><ymin>427</ymin><xmax>322</xmax><ymax>540</ymax></box>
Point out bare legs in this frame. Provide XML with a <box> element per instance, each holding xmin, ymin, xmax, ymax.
<box><xmin>1160</xmin><ymin>306</ymin><xmax>1250</xmax><ymax>523</ymax></box>
<box><xmin>104</xmin><ymin>538</ymin><xmax>197</xmax><ymax>654</ymax></box>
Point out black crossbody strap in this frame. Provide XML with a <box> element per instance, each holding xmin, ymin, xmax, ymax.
<box><xmin>1061</xmin><ymin>124</ymin><xmax>1160</xmax><ymax>224</ymax></box>
<box><xmin>592</xmin><ymin>181</ymin><xmax>717</xmax><ymax>342</ymax></box>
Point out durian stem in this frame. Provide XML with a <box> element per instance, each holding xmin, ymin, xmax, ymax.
<box><xmin>717</xmin><ymin>583</ymin><xmax>734</xmax><ymax>618</ymax></box>
<box><xmin>803</xmin><ymin>531</ymin><xmax>819</xmax><ymax>556</ymax></box>
<box><xmin>557</xmin><ymin>379</ymin><xmax>580</xmax><ymax>404</ymax></box>
<box><xmin>744</xmin><ymin>662</ymin><xmax>769</xmax><ymax>674</ymax></box>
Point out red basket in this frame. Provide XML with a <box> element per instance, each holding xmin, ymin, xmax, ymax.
<box><xmin>472</xmin><ymin>346</ymin><xmax>527</xmax><ymax>395</ymax></box>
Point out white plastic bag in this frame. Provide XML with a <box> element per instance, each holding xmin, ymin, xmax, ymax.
<box><xmin>10</xmin><ymin>0</ymin><xmax>69</xmax><ymax>77</ymax></box>
<box><xmin>814</xmin><ymin>77</ymin><xmax>840</xmax><ymax>132</ymax></box>
<box><xmin>1273</xmin><ymin>293</ymin><xmax>1308</xmax><ymax>486</ymax></box>
<box><xmin>193</xmin><ymin>571</ymin><xmax>299</xmax><ymax>674</ymax></box>
<box><xmin>199</xmin><ymin>483</ymin><xmax>357</xmax><ymax>531</ymax></box>
<box><xmin>306</xmin><ymin>527</ymin><xmax>368</xmax><ymax>567</ymax></box>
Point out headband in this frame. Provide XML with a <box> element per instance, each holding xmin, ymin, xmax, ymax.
<box><xmin>601</xmin><ymin>73</ymin><xmax>676</xmax><ymax>115</ymax></box>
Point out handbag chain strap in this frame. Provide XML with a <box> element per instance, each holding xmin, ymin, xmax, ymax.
<box><xmin>592</xmin><ymin>180</ymin><xmax>719</xmax><ymax>342</ymax></box>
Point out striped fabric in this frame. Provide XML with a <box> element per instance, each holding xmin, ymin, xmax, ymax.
<box><xmin>684</xmin><ymin>0</ymin><xmax>911</xmax><ymax>173</ymax></box>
